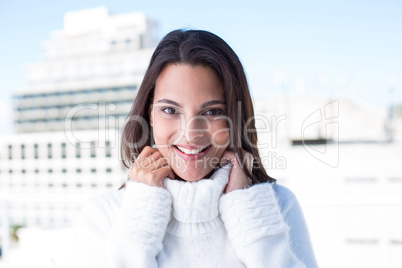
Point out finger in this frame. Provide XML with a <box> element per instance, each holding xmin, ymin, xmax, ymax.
<box><xmin>150</xmin><ymin>157</ymin><xmax>169</xmax><ymax>170</ymax></box>
<box><xmin>131</xmin><ymin>159</ymin><xmax>156</xmax><ymax>174</ymax></box>
<box><xmin>221</xmin><ymin>150</ymin><xmax>253</xmax><ymax>171</ymax></box>
<box><xmin>136</xmin><ymin>146</ymin><xmax>159</xmax><ymax>162</ymax></box>
<box><xmin>153</xmin><ymin>165</ymin><xmax>175</xmax><ymax>181</ymax></box>
<box><xmin>139</xmin><ymin>151</ymin><xmax>163</xmax><ymax>169</ymax></box>
<box><xmin>168</xmin><ymin>169</ymin><xmax>175</xmax><ymax>180</ymax></box>
<box><xmin>220</xmin><ymin>150</ymin><xmax>235</xmax><ymax>166</ymax></box>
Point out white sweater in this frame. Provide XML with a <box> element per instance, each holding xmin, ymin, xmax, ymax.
<box><xmin>71</xmin><ymin>164</ymin><xmax>318</xmax><ymax>267</ymax></box>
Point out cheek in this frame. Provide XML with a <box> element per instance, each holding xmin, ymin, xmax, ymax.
<box><xmin>152</xmin><ymin>114</ymin><xmax>180</xmax><ymax>143</ymax></box>
<box><xmin>210</xmin><ymin>121</ymin><xmax>230</xmax><ymax>147</ymax></box>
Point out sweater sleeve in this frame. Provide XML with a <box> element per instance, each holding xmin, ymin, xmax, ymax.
<box><xmin>71</xmin><ymin>180</ymin><xmax>172</xmax><ymax>268</ymax></box>
<box><xmin>219</xmin><ymin>182</ymin><xmax>317</xmax><ymax>268</ymax></box>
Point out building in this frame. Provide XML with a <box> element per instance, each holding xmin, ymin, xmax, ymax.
<box><xmin>253</xmin><ymin>96</ymin><xmax>402</xmax><ymax>268</ymax></box>
<box><xmin>0</xmin><ymin>7</ymin><xmax>157</xmax><ymax>232</ymax></box>
<box><xmin>13</xmin><ymin>6</ymin><xmax>157</xmax><ymax>133</ymax></box>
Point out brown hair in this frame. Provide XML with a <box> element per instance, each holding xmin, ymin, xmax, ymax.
<box><xmin>120</xmin><ymin>29</ymin><xmax>275</xmax><ymax>187</ymax></box>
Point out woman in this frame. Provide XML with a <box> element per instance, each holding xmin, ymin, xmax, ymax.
<box><xmin>72</xmin><ymin>29</ymin><xmax>318</xmax><ymax>267</ymax></box>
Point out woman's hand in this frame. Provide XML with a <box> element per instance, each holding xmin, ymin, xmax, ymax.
<box><xmin>221</xmin><ymin>150</ymin><xmax>253</xmax><ymax>193</ymax></box>
<box><xmin>129</xmin><ymin>146</ymin><xmax>175</xmax><ymax>187</ymax></box>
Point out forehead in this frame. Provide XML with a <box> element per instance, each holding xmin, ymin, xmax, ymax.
<box><xmin>154</xmin><ymin>64</ymin><xmax>224</xmax><ymax>103</ymax></box>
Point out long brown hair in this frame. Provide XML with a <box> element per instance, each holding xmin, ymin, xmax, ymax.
<box><xmin>120</xmin><ymin>29</ymin><xmax>275</xmax><ymax>188</ymax></box>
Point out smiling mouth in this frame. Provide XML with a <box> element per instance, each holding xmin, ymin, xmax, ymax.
<box><xmin>173</xmin><ymin>145</ymin><xmax>211</xmax><ymax>155</ymax></box>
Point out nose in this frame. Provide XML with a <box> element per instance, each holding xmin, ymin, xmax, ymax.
<box><xmin>184</xmin><ymin>115</ymin><xmax>208</xmax><ymax>142</ymax></box>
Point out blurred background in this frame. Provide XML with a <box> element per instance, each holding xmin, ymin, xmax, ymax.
<box><xmin>0</xmin><ymin>1</ymin><xmax>401</xmax><ymax>267</ymax></box>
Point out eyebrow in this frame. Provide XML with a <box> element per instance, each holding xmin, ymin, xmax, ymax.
<box><xmin>156</xmin><ymin>98</ymin><xmax>226</xmax><ymax>109</ymax></box>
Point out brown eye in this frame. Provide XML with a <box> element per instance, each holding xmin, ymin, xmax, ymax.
<box><xmin>204</xmin><ymin>109</ymin><xmax>224</xmax><ymax>116</ymax></box>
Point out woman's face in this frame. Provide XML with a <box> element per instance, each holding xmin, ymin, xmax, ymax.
<box><xmin>150</xmin><ymin>64</ymin><xmax>230</xmax><ymax>182</ymax></box>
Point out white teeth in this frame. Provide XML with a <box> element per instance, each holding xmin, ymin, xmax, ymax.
<box><xmin>176</xmin><ymin>145</ymin><xmax>209</xmax><ymax>155</ymax></box>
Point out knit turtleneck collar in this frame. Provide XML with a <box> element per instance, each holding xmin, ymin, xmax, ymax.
<box><xmin>164</xmin><ymin>164</ymin><xmax>232</xmax><ymax>237</ymax></box>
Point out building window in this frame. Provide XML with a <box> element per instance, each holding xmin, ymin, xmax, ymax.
<box><xmin>345</xmin><ymin>177</ymin><xmax>377</xmax><ymax>183</ymax></box>
<box><xmin>34</xmin><ymin>169</ymin><xmax>39</xmax><ymax>174</ymax></box>
<box><xmin>346</xmin><ymin>239</ymin><xmax>378</xmax><ymax>245</ymax></box>
<box><xmin>139</xmin><ymin>34</ymin><xmax>144</xmax><ymax>49</ymax></box>
<box><xmin>106</xmin><ymin>183</ymin><xmax>113</xmax><ymax>188</ymax></box>
<box><xmin>389</xmin><ymin>177</ymin><xmax>402</xmax><ymax>183</ymax></box>
<box><xmin>34</xmin><ymin>144</ymin><xmax>39</xmax><ymax>159</ymax></box>
<box><xmin>76</xmin><ymin>183</ymin><xmax>82</xmax><ymax>188</ymax></box>
<box><xmin>61</xmin><ymin>142</ymin><xmax>66</xmax><ymax>158</ymax></box>
<box><xmin>21</xmin><ymin>169</ymin><xmax>26</xmax><ymax>174</ymax></box>
<box><xmin>76</xmin><ymin>168</ymin><xmax>81</xmax><ymax>173</ymax></box>
<box><xmin>9</xmin><ymin>169</ymin><xmax>13</xmax><ymax>174</ymax></box>
<box><xmin>21</xmin><ymin>144</ymin><xmax>25</xmax><ymax>159</ymax></box>
<box><xmin>8</xmin><ymin>144</ymin><xmax>12</xmax><ymax>160</ymax></box>
<box><xmin>91</xmin><ymin>183</ymin><xmax>97</xmax><ymax>188</ymax></box>
<box><xmin>390</xmin><ymin>240</ymin><xmax>402</xmax><ymax>245</ymax></box>
<box><xmin>75</xmin><ymin>142</ymin><xmax>81</xmax><ymax>158</ymax></box>
<box><xmin>105</xmin><ymin>141</ymin><xmax>111</xmax><ymax>158</ymax></box>
<box><xmin>62</xmin><ymin>168</ymin><xmax>67</xmax><ymax>173</ymax></box>
<box><xmin>90</xmin><ymin>141</ymin><xmax>96</xmax><ymax>158</ymax></box>
<box><xmin>62</xmin><ymin>183</ymin><xmax>68</xmax><ymax>187</ymax></box>
<box><xmin>47</xmin><ymin>143</ymin><xmax>52</xmax><ymax>159</ymax></box>
<box><xmin>106</xmin><ymin>168</ymin><xmax>112</xmax><ymax>173</ymax></box>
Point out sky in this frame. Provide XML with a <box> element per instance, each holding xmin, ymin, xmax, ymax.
<box><xmin>0</xmin><ymin>0</ymin><xmax>401</xmax><ymax>133</ymax></box>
